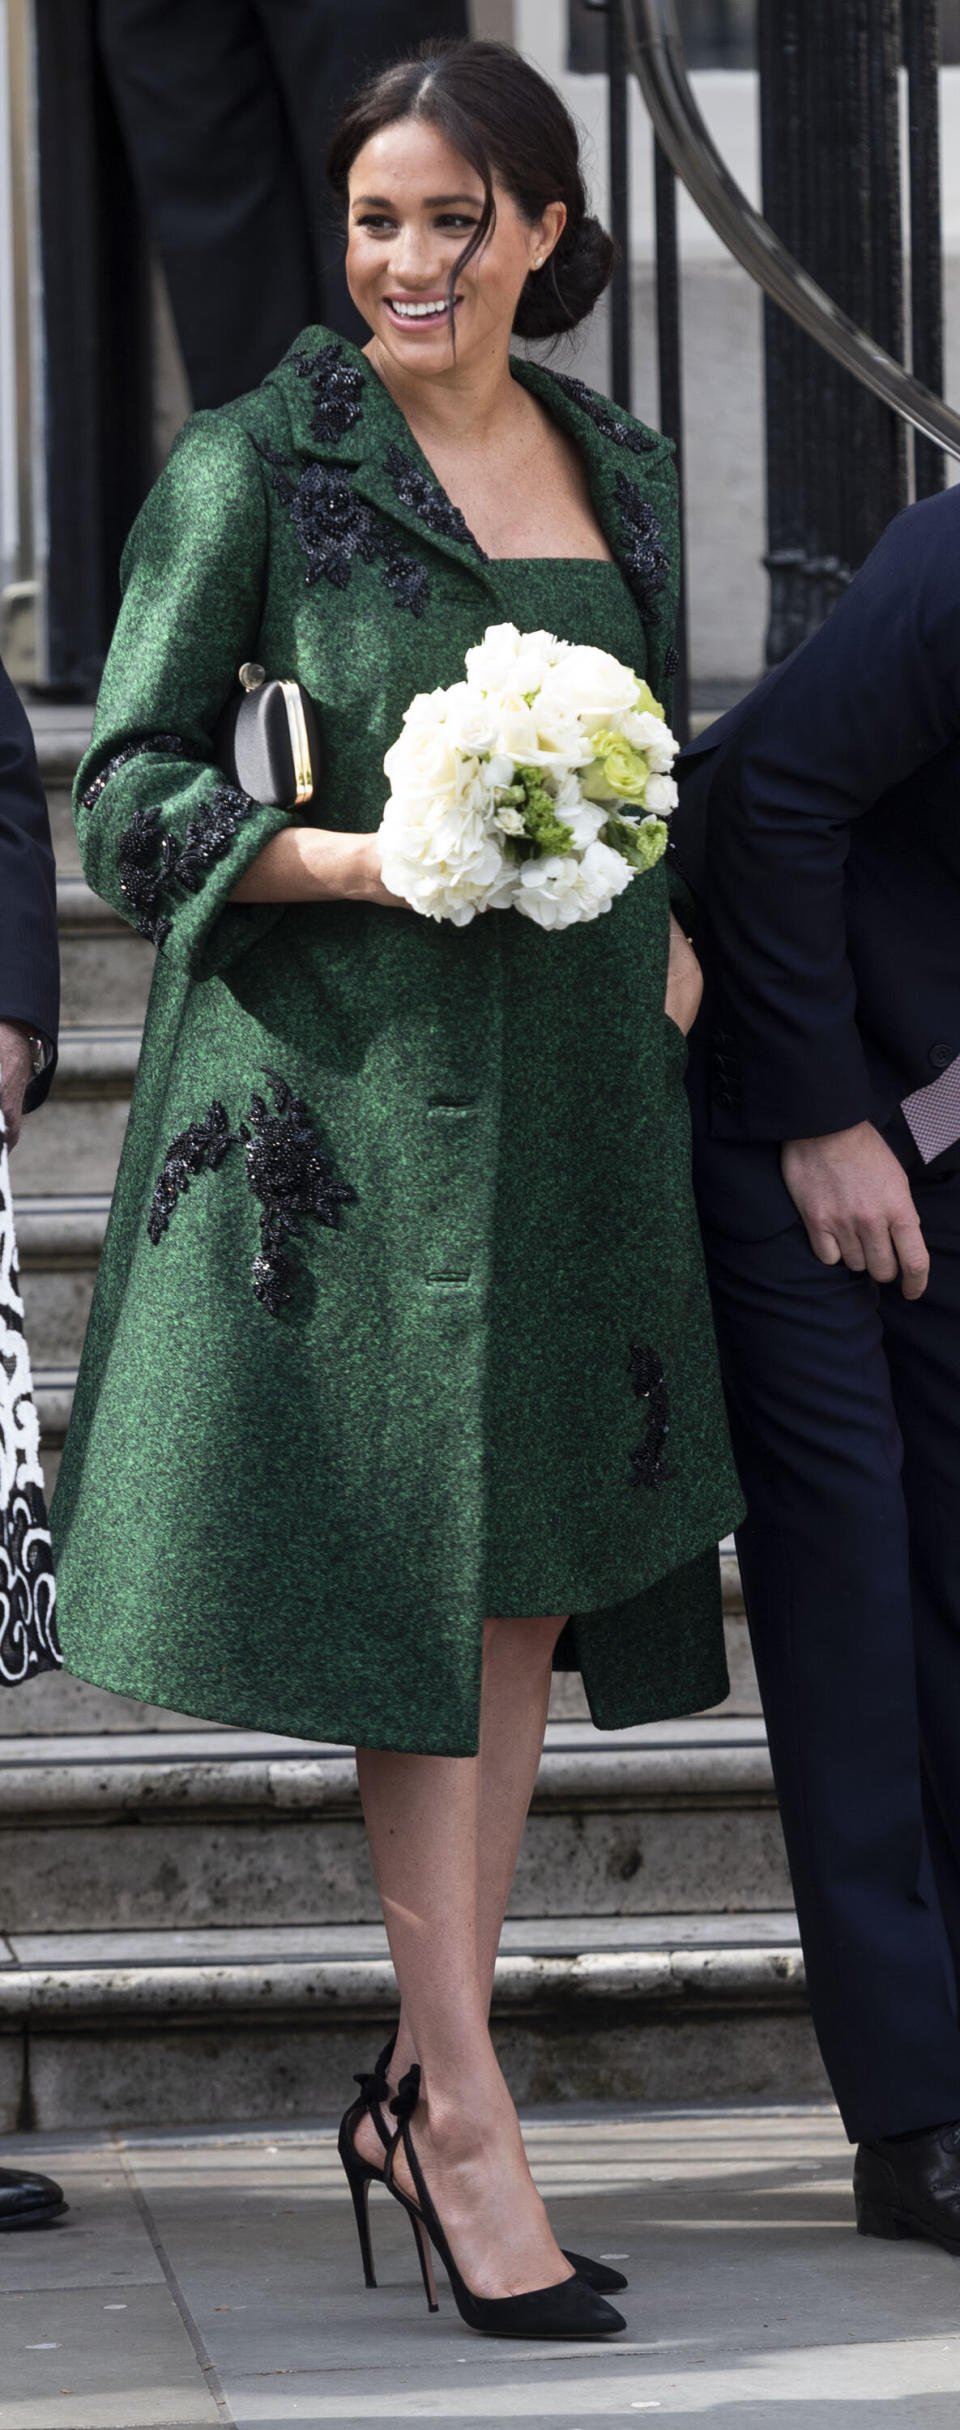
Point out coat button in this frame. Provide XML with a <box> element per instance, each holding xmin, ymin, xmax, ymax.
<box><xmin>929</xmin><ymin>1042</ymin><xmax>956</xmax><ymax>1072</ymax></box>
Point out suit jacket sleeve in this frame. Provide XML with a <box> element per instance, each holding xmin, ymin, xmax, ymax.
<box><xmin>0</xmin><ymin>659</ymin><xmax>59</xmax><ymax>1111</ymax></box>
<box><xmin>706</xmin><ymin>484</ymin><xmax>960</xmax><ymax>1142</ymax></box>
<box><xmin>74</xmin><ymin>410</ymin><xmax>298</xmax><ymax>981</ymax></box>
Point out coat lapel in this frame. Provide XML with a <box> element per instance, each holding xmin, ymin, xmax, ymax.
<box><xmin>271</xmin><ymin>327</ymin><xmax>679</xmax><ymax>676</ymax></box>
<box><xmin>274</xmin><ymin>329</ymin><xmax>496</xmax><ymax>589</ymax></box>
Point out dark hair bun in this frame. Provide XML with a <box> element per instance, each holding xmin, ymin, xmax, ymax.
<box><xmin>513</xmin><ymin>214</ymin><xmax>615</xmax><ymax>341</ymax></box>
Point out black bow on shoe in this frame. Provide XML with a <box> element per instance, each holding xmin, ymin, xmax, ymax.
<box><xmin>389</xmin><ymin>2063</ymin><xmax>422</xmax><ymax>2128</ymax></box>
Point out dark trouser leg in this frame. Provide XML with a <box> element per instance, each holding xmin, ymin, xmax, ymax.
<box><xmin>881</xmin><ymin>1176</ymin><xmax>960</xmax><ymax>1979</ymax></box>
<box><xmin>97</xmin><ymin>0</ymin><xmax>317</xmax><ymax>405</ymax></box>
<box><xmin>702</xmin><ymin>1218</ymin><xmax>960</xmax><ymax>2142</ymax></box>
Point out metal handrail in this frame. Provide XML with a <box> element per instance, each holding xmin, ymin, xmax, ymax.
<box><xmin>623</xmin><ymin>0</ymin><xmax>960</xmax><ymax>465</ymax></box>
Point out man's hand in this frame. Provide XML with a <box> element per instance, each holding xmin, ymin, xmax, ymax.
<box><xmin>665</xmin><ymin>913</ymin><xmax>703</xmax><ymax>1037</ymax></box>
<box><xmin>781</xmin><ymin>1120</ymin><xmax>929</xmax><ymax>1299</ymax></box>
<box><xmin>0</xmin><ymin>1023</ymin><xmax>34</xmax><ymax>1152</ymax></box>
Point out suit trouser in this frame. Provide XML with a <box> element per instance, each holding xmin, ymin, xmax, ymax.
<box><xmin>701</xmin><ymin>1172</ymin><xmax>960</xmax><ymax>2142</ymax></box>
<box><xmin>97</xmin><ymin>0</ymin><xmax>468</xmax><ymax>407</ymax></box>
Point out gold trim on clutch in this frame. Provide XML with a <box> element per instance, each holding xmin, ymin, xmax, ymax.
<box><xmin>280</xmin><ymin>681</ymin><xmax>313</xmax><ymax>806</ymax></box>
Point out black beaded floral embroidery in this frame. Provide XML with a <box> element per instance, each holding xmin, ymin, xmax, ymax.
<box><xmin>547</xmin><ymin>370</ymin><xmax>659</xmax><ymax>458</ymax></box>
<box><xmin>664</xmin><ymin>641</ymin><xmax>681</xmax><ymax>679</ymax></box>
<box><xmin>147</xmin><ymin>1072</ymin><xmax>355</xmax><ymax>1312</ymax></box>
<box><xmin>117</xmin><ymin>780</ymin><xmax>259</xmax><ymax>947</ymax></box>
<box><xmin>628</xmin><ymin>1341</ymin><xmax>670</xmax><ymax>1490</ymax></box>
<box><xmin>80</xmin><ymin>732</ymin><xmax>187</xmax><ymax>812</ymax></box>
<box><xmin>117</xmin><ymin>806</ymin><xmax>172</xmax><ymax>948</ymax></box>
<box><xmin>385</xmin><ymin>442</ymin><xmax>488</xmax><ymax>559</ymax></box>
<box><xmin>161</xmin><ymin>783</ymin><xmax>258</xmax><ymax>895</ymax></box>
<box><xmin>147</xmin><ymin>1101</ymin><xmax>236</xmax><ymax>1242</ymax></box>
<box><xmin>239</xmin><ymin>1070</ymin><xmax>357</xmax><ymax>1314</ymax></box>
<box><xmin>286</xmin><ymin>341</ymin><xmax>365</xmax><ymax>443</ymax></box>
<box><xmin>615</xmin><ymin>474</ymin><xmax>671</xmax><ymax>620</ymax></box>
<box><xmin>257</xmin><ymin>442</ymin><xmax>430</xmax><ymax>616</ymax></box>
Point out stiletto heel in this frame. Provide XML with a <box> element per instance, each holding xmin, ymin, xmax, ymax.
<box><xmin>342</xmin><ymin>2031</ymin><xmax>628</xmax><ymax>2295</ymax></box>
<box><xmin>338</xmin><ymin>2126</ymin><xmax>379</xmax><ymax>2287</ymax></box>
<box><xmin>336</xmin><ymin>2034</ymin><xmax>398</xmax><ymax>2289</ymax></box>
<box><xmin>385</xmin><ymin>2067</ymin><xmax>626</xmax><ymax>2340</ymax></box>
<box><xmin>408</xmin><ymin>2204</ymin><xmax>440</xmax><ymax>2311</ymax></box>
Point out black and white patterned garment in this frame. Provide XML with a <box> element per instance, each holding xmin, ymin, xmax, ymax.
<box><xmin>0</xmin><ymin>1125</ymin><xmax>60</xmax><ymax>1682</ymax></box>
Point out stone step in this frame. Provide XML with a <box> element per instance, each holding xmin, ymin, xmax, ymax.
<box><xmin>0</xmin><ymin>1910</ymin><xmax>823</xmax><ymax>2130</ymax></box>
<box><xmin>57</xmin><ymin>880</ymin><xmax>154</xmax><ymax>1029</ymax></box>
<box><xmin>0</xmin><ymin>1718</ymin><xmax>790</xmax><ymax>1935</ymax></box>
<box><xmin>31</xmin><ymin>710</ymin><xmax>92</xmax><ymax>886</ymax></box>
<box><xmin>14</xmin><ymin>1035</ymin><xmax>139</xmax><ymax>1194</ymax></box>
<box><xmin>15</xmin><ymin>1196</ymin><xmax>109</xmax><ymax>1368</ymax></box>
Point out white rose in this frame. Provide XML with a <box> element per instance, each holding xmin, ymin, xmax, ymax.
<box><xmin>448</xmin><ymin>704</ymin><xmax>500</xmax><ymax>756</ymax></box>
<box><xmin>491</xmin><ymin>697</ymin><xmax>541</xmax><ymax>761</ymax></box>
<box><xmin>464</xmin><ymin>622</ymin><xmax>562</xmax><ymax>698</ymax></box>
<box><xmin>643</xmin><ymin>773</ymin><xmax>679</xmax><ymax>814</ymax></box>
<box><xmin>492</xmin><ymin>806</ymin><xmax>526</xmax><ymax>836</ymax></box>
<box><xmin>537</xmin><ymin>646</ymin><xmax>640</xmax><ymax>734</ymax></box>
<box><xmin>383</xmin><ymin>724</ymin><xmax>463</xmax><ymax>807</ymax></box>
<box><xmin>463</xmin><ymin>623</ymin><xmax>524</xmax><ymax>693</ymax></box>
<box><xmin>402</xmin><ymin>686</ymin><xmax>455</xmax><ymax>730</ymax></box>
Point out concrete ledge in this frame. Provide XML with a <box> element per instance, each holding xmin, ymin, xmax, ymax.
<box><xmin>15</xmin><ymin>2008</ymin><xmax>830</xmax><ymax>2128</ymax></box>
<box><xmin>33</xmin><ymin>1370</ymin><xmax>76</xmax><ymax>1445</ymax></box>
<box><xmin>0</xmin><ymin>1723</ymin><xmax>775</xmax><ymax>1820</ymax></box>
<box><xmin>56</xmin><ymin>876</ymin><xmax>128</xmax><ymax>934</ymax></box>
<box><xmin>51</xmin><ymin>1028</ymin><xmax>141</xmax><ymax>1095</ymax></box>
<box><xmin>0</xmin><ymin>1939</ymin><xmax>806</xmax><ymax>2029</ymax></box>
<box><xmin>14</xmin><ymin>1196</ymin><xmax>111</xmax><ymax>1263</ymax></box>
<box><xmin>29</xmin><ymin>705</ymin><xmax>94</xmax><ymax>780</ymax></box>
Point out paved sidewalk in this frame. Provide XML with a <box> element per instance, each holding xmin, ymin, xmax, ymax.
<box><xmin>1</xmin><ymin>2104</ymin><xmax>958</xmax><ymax>2427</ymax></box>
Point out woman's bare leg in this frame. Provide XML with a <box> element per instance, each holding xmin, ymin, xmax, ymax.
<box><xmin>354</xmin><ymin>1613</ymin><xmax>571</xmax><ymax>2300</ymax></box>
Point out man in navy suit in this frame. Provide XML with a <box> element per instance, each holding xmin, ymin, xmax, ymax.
<box><xmin>673</xmin><ymin>481</ymin><xmax>960</xmax><ymax>2254</ymax></box>
<box><xmin>0</xmin><ymin>656</ymin><xmax>63</xmax><ymax>2229</ymax></box>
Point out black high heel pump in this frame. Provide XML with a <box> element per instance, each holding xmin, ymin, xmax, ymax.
<box><xmin>337</xmin><ymin>2034</ymin><xmax>628</xmax><ymax>2297</ymax></box>
<box><xmin>383</xmin><ymin>2066</ymin><xmax>626</xmax><ymax>2340</ymax></box>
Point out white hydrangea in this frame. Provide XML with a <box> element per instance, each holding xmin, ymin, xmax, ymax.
<box><xmin>511</xmin><ymin>839</ymin><xmax>635</xmax><ymax>931</ymax></box>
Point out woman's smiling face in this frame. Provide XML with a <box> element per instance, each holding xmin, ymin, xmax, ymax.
<box><xmin>346</xmin><ymin>117</ymin><xmax>565</xmax><ymax>377</ymax></box>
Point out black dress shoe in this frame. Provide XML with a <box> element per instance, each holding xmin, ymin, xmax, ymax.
<box><xmin>854</xmin><ymin>2124</ymin><xmax>960</xmax><ymax>2254</ymax></box>
<box><xmin>0</xmin><ymin>2167</ymin><xmax>67</xmax><ymax>2230</ymax></box>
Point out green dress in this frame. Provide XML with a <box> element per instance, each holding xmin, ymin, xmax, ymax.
<box><xmin>51</xmin><ymin>330</ymin><xmax>743</xmax><ymax>1754</ymax></box>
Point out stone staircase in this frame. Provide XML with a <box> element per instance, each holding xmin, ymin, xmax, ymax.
<box><xmin>0</xmin><ymin>707</ymin><xmax>825</xmax><ymax>2133</ymax></box>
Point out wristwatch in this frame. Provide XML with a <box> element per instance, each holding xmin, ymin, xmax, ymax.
<box><xmin>27</xmin><ymin>1032</ymin><xmax>49</xmax><ymax>1079</ymax></box>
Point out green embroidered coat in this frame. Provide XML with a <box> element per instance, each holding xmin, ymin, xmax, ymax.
<box><xmin>52</xmin><ymin>330</ymin><xmax>742</xmax><ymax>1754</ymax></box>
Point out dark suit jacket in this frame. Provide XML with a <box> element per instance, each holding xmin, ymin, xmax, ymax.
<box><xmin>672</xmin><ymin>484</ymin><xmax>960</xmax><ymax>1238</ymax></box>
<box><xmin>0</xmin><ymin>660</ymin><xmax>59</xmax><ymax>1112</ymax></box>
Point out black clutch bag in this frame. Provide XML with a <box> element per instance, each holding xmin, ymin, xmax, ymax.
<box><xmin>216</xmin><ymin>663</ymin><xmax>320</xmax><ymax>807</ymax></box>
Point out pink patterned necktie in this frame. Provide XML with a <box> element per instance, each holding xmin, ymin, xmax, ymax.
<box><xmin>902</xmin><ymin>1057</ymin><xmax>960</xmax><ymax>1163</ymax></box>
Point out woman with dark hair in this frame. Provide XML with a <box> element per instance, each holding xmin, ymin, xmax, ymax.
<box><xmin>53</xmin><ymin>40</ymin><xmax>741</xmax><ymax>2338</ymax></box>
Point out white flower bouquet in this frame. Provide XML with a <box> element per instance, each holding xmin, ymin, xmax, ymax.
<box><xmin>377</xmin><ymin>622</ymin><xmax>679</xmax><ymax>931</ymax></box>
